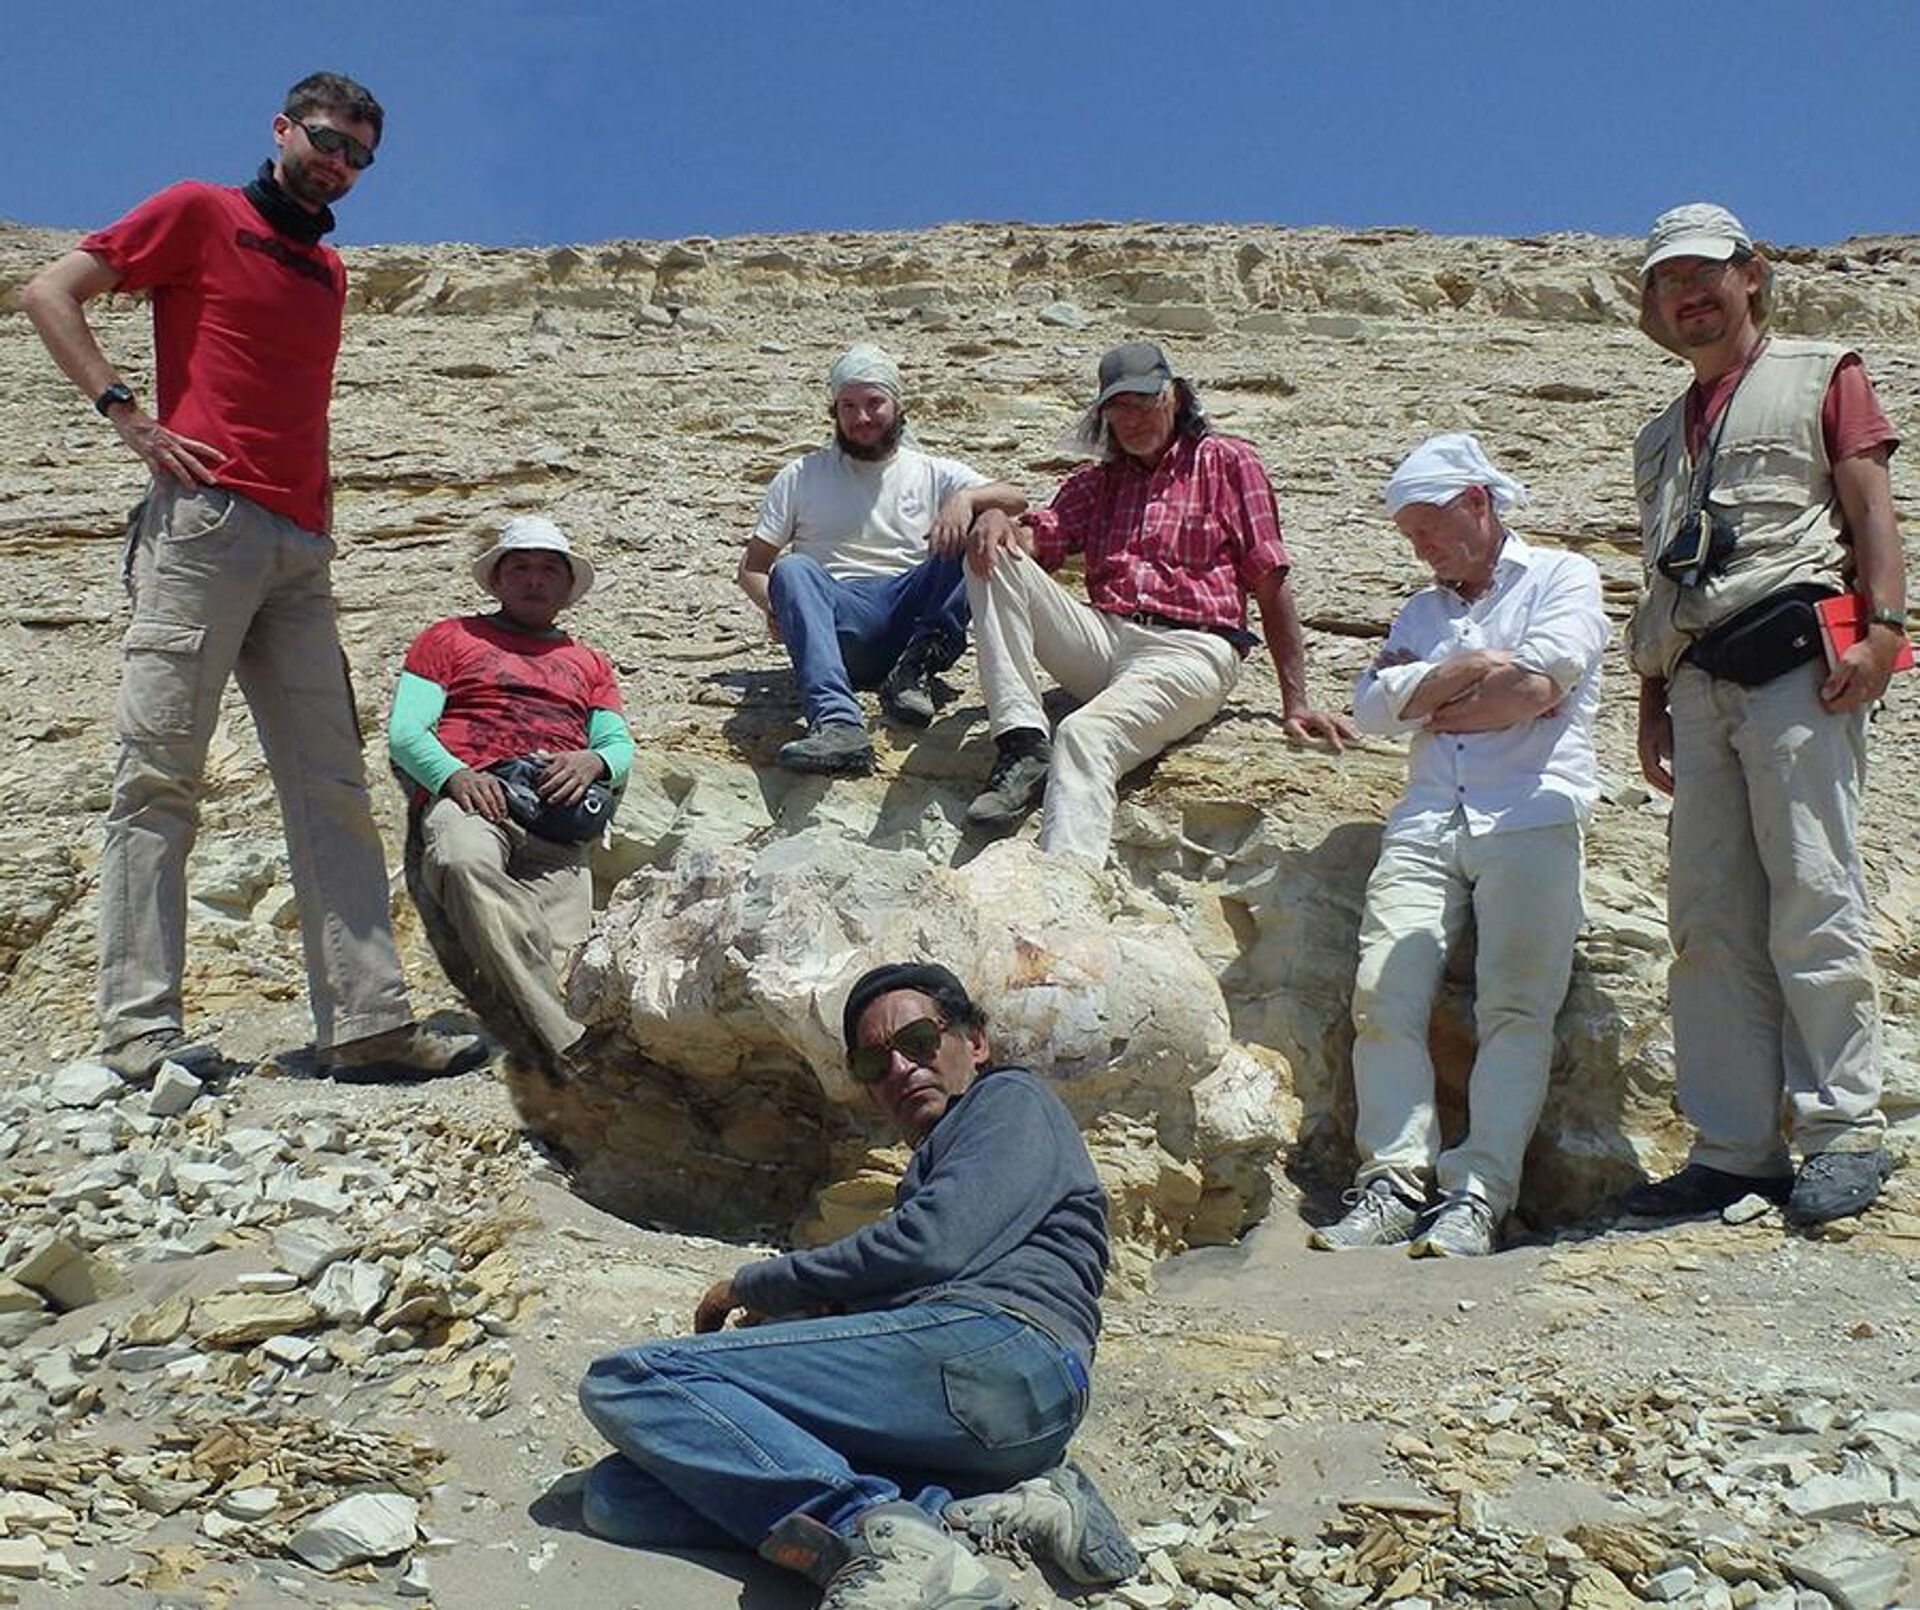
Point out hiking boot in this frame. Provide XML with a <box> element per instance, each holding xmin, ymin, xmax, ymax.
<box><xmin>821</xmin><ymin>1502</ymin><xmax>1015</xmax><ymax>1610</ymax></box>
<box><xmin>879</xmin><ymin>637</ymin><xmax>946</xmax><ymax>727</ymax></box>
<box><xmin>966</xmin><ymin>733</ymin><xmax>1051</xmax><ymax>829</ymax></box>
<box><xmin>1410</xmin><ymin>1192</ymin><xmax>1497</xmax><ymax>1258</ymax></box>
<box><xmin>946</xmin><ymin>1460</ymin><xmax>1141</xmax><ymax>1587</ymax></box>
<box><xmin>1786</xmin><ymin>1148</ymin><xmax>1892</xmax><ymax>1226</ymax></box>
<box><xmin>1618</xmin><ymin>1163</ymin><xmax>1792</xmax><ymax>1220</ymax></box>
<box><xmin>326</xmin><ymin>1022</ymin><xmax>491</xmax><ymax>1082</ymax></box>
<box><xmin>1308</xmin><ymin>1180</ymin><xmax>1421</xmax><ymax>1250</ymax></box>
<box><xmin>100</xmin><ymin>1029</ymin><xmax>244</xmax><ymax>1087</ymax></box>
<box><xmin>778</xmin><ymin>721</ymin><xmax>875</xmax><ymax>775</ymax></box>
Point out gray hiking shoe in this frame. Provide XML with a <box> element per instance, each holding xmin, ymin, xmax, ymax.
<box><xmin>100</xmin><ymin>1029</ymin><xmax>242</xmax><ymax>1086</ymax></box>
<box><xmin>778</xmin><ymin>721</ymin><xmax>876</xmax><ymax>775</ymax></box>
<box><xmin>967</xmin><ymin>735</ymin><xmax>1050</xmax><ymax>829</ymax></box>
<box><xmin>879</xmin><ymin>637</ymin><xmax>945</xmax><ymax>727</ymax></box>
<box><xmin>1308</xmin><ymin>1180</ymin><xmax>1421</xmax><ymax>1250</ymax></box>
<box><xmin>1786</xmin><ymin>1148</ymin><xmax>1892</xmax><ymax>1226</ymax></box>
<box><xmin>821</xmin><ymin>1502</ymin><xmax>1015</xmax><ymax>1610</ymax></box>
<box><xmin>1410</xmin><ymin>1192</ymin><xmax>1497</xmax><ymax>1258</ymax></box>
<box><xmin>946</xmin><ymin>1460</ymin><xmax>1141</xmax><ymax>1586</ymax></box>
<box><xmin>326</xmin><ymin>1023</ymin><xmax>491</xmax><ymax>1082</ymax></box>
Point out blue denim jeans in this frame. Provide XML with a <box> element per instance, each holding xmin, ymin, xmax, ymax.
<box><xmin>767</xmin><ymin>553</ymin><xmax>969</xmax><ymax>727</ymax></box>
<box><xmin>576</xmin><ymin>1302</ymin><xmax>1084</xmax><ymax>1555</ymax></box>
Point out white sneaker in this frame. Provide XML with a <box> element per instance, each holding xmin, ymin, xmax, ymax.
<box><xmin>946</xmin><ymin>1461</ymin><xmax>1140</xmax><ymax>1586</ymax></box>
<box><xmin>1308</xmin><ymin>1180</ymin><xmax>1421</xmax><ymax>1250</ymax></box>
<box><xmin>1410</xmin><ymin>1192</ymin><xmax>1497</xmax><ymax>1258</ymax></box>
<box><xmin>822</xmin><ymin>1503</ymin><xmax>1016</xmax><ymax>1610</ymax></box>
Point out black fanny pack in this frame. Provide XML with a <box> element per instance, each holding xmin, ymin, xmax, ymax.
<box><xmin>1684</xmin><ymin>583</ymin><xmax>1835</xmax><ymax>686</ymax></box>
<box><xmin>486</xmin><ymin>756</ymin><xmax>616</xmax><ymax>843</ymax></box>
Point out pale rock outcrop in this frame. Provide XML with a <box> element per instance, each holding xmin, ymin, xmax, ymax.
<box><xmin>527</xmin><ymin>832</ymin><xmax>1289</xmax><ymax>1256</ymax></box>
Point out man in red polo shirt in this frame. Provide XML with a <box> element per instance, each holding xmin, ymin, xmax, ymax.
<box><xmin>963</xmin><ymin>342</ymin><xmax>1356</xmax><ymax>863</ymax></box>
<box><xmin>22</xmin><ymin>72</ymin><xmax>484</xmax><ymax>1084</ymax></box>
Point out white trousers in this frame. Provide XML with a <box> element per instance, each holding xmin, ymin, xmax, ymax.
<box><xmin>967</xmin><ymin>551</ymin><xmax>1241</xmax><ymax>863</ymax></box>
<box><xmin>1349</xmin><ymin>817</ymin><xmax>1585</xmax><ymax>1217</ymax></box>
<box><xmin>1667</xmin><ymin>662</ymin><xmax>1883</xmax><ymax>1173</ymax></box>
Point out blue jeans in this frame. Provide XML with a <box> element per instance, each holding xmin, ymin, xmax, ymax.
<box><xmin>576</xmin><ymin>1302</ymin><xmax>1084</xmax><ymax>1555</ymax></box>
<box><xmin>768</xmin><ymin>554</ymin><xmax>969</xmax><ymax>728</ymax></box>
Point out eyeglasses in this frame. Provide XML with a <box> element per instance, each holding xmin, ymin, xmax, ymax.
<box><xmin>848</xmin><ymin>1017</ymin><xmax>948</xmax><ymax>1085</ymax></box>
<box><xmin>1649</xmin><ymin>259</ymin><xmax>1732</xmax><ymax>295</ymax></box>
<box><xmin>298</xmin><ymin>121</ymin><xmax>376</xmax><ymax>171</ymax></box>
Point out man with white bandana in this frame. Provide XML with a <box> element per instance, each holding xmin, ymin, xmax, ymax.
<box><xmin>1312</xmin><ymin>435</ymin><xmax>1607</xmax><ymax>1258</ymax></box>
<box><xmin>738</xmin><ymin>344</ymin><xmax>1025</xmax><ymax>774</ymax></box>
<box><xmin>1620</xmin><ymin>203</ymin><xmax>1904</xmax><ymax>1227</ymax></box>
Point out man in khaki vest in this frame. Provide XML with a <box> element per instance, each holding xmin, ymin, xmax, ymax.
<box><xmin>1622</xmin><ymin>203</ymin><xmax>1906</xmax><ymax>1226</ymax></box>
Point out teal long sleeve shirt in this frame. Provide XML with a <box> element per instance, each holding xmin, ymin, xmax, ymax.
<box><xmin>387</xmin><ymin>670</ymin><xmax>635</xmax><ymax>796</ymax></box>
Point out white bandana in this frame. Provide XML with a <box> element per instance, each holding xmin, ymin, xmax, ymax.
<box><xmin>827</xmin><ymin>343</ymin><xmax>904</xmax><ymax>402</ymax></box>
<box><xmin>1383</xmin><ymin>432</ymin><xmax>1530</xmax><ymax>518</ymax></box>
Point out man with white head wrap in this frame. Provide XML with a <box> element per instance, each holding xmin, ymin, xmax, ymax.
<box><xmin>1621</xmin><ymin>202</ymin><xmax>1905</xmax><ymax>1227</ymax></box>
<box><xmin>1312</xmin><ymin>434</ymin><xmax>1608</xmax><ymax>1257</ymax></box>
<box><xmin>738</xmin><ymin>343</ymin><xmax>1025</xmax><ymax>774</ymax></box>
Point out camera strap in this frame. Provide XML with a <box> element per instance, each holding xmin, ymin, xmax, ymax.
<box><xmin>1683</xmin><ymin>337</ymin><xmax>1770</xmax><ymax>515</ymax></box>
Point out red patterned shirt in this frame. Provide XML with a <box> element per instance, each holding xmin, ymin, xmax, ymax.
<box><xmin>403</xmin><ymin>615</ymin><xmax>622</xmax><ymax>774</ymax></box>
<box><xmin>1022</xmin><ymin>433</ymin><xmax>1292</xmax><ymax>630</ymax></box>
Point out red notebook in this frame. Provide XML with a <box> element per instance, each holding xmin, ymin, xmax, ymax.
<box><xmin>1817</xmin><ymin>594</ymin><xmax>1914</xmax><ymax>673</ymax></box>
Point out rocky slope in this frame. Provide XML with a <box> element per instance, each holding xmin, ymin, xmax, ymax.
<box><xmin>0</xmin><ymin>217</ymin><xmax>1916</xmax><ymax>1608</ymax></box>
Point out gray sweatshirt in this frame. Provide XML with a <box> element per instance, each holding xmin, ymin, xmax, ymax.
<box><xmin>730</xmin><ymin>1066</ymin><xmax>1109</xmax><ymax>1362</ymax></box>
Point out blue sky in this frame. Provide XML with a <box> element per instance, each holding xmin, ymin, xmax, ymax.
<box><xmin>9</xmin><ymin>3</ymin><xmax>1916</xmax><ymax>249</ymax></box>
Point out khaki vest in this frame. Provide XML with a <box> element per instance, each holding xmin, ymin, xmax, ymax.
<box><xmin>1627</xmin><ymin>337</ymin><xmax>1852</xmax><ymax>679</ymax></box>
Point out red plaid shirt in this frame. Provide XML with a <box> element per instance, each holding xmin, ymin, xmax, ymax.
<box><xmin>1022</xmin><ymin>433</ymin><xmax>1292</xmax><ymax>630</ymax></box>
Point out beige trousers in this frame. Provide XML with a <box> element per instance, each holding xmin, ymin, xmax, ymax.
<box><xmin>100</xmin><ymin>482</ymin><xmax>412</xmax><ymax>1052</ymax></box>
<box><xmin>967</xmin><ymin>551</ymin><xmax>1242</xmax><ymax>863</ymax></box>
<box><xmin>1667</xmin><ymin>662</ymin><xmax>1884</xmax><ymax>1172</ymax></box>
<box><xmin>1349</xmin><ymin>817</ymin><xmax>1585</xmax><ymax>1216</ymax></box>
<box><xmin>416</xmin><ymin>796</ymin><xmax>591</xmax><ymax>1058</ymax></box>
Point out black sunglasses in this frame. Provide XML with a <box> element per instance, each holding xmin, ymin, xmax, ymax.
<box><xmin>848</xmin><ymin>1016</ymin><xmax>948</xmax><ymax>1085</ymax></box>
<box><xmin>299</xmin><ymin>121</ymin><xmax>376</xmax><ymax>171</ymax></box>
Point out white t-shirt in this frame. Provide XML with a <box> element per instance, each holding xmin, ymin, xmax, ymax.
<box><xmin>752</xmin><ymin>445</ymin><xmax>989</xmax><ymax>580</ymax></box>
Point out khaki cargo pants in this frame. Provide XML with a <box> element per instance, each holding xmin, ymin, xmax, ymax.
<box><xmin>409</xmin><ymin>795</ymin><xmax>590</xmax><ymax>1060</ymax></box>
<box><xmin>100</xmin><ymin>482</ymin><xmax>414</xmax><ymax>1053</ymax></box>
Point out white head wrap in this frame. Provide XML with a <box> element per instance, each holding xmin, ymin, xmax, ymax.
<box><xmin>1383</xmin><ymin>433</ymin><xmax>1530</xmax><ymax>518</ymax></box>
<box><xmin>827</xmin><ymin>343</ymin><xmax>904</xmax><ymax>402</ymax></box>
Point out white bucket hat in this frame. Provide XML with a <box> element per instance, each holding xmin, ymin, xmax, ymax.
<box><xmin>471</xmin><ymin>515</ymin><xmax>595</xmax><ymax>605</ymax></box>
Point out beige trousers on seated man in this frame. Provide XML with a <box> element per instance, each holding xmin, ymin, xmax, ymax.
<box><xmin>1349</xmin><ymin>816</ymin><xmax>1584</xmax><ymax>1217</ymax></box>
<box><xmin>414</xmin><ymin>796</ymin><xmax>591</xmax><ymax>1059</ymax></box>
<box><xmin>967</xmin><ymin>551</ymin><xmax>1242</xmax><ymax>863</ymax></box>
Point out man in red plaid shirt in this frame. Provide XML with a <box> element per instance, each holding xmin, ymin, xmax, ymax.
<box><xmin>963</xmin><ymin>342</ymin><xmax>1355</xmax><ymax>862</ymax></box>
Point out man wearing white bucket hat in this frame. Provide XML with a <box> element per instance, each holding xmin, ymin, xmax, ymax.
<box><xmin>1621</xmin><ymin>202</ymin><xmax>1906</xmax><ymax>1227</ymax></box>
<box><xmin>389</xmin><ymin>516</ymin><xmax>633</xmax><ymax>1076</ymax></box>
<box><xmin>1311</xmin><ymin>434</ymin><xmax>1607</xmax><ymax>1258</ymax></box>
<box><xmin>737</xmin><ymin>343</ymin><xmax>1025</xmax><ymax>774</ymax></box>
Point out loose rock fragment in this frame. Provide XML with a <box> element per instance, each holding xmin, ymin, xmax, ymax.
<box><xmin>287</xmin><ymin>1491</ymin><xmax>420</xmax><ymax>1571</ymax></box>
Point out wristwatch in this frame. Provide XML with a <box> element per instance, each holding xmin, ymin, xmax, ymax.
<box><xmin>1866</xmin><ymin>607</ymin><xmax>1908</xmax><ymax>634</ymax></box>
<box><xmin>94</xmin><ymin>383</ymin><xmax>136</xmax><ymax>417</ymax></box>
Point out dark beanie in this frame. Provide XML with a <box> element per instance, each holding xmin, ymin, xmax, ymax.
<box><xmin>840</xmin><ymin>962</ymin><xmax>976</xmax><ymax>1051</ymax></box>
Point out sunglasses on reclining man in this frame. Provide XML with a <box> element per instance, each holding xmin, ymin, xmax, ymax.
<box><xmin>847</xmin><ymin>1017</ymin><xmax>949</xmax><ymax>1085</ymax></box>
<box><xmin>299</xmin><ymin>121</ymin><xmax>376</xmax><ymax>170</ymax></box>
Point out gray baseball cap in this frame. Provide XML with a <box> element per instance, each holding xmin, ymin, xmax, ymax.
<box><xmin>1093</xmin><ymin>341</ymin><xmax>1173</xmax><ymax>408</ymax></box>
<box><xmin>1642</xmin><ymin>203</ymin><xmax>1751</xmax><ymax>275</ymax></box>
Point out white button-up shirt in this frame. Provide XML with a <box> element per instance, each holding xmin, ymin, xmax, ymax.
<box><xmin>1353</xmin><ymin>533</ymin><xmax>1610</xmax><ymax>838</ymax></box>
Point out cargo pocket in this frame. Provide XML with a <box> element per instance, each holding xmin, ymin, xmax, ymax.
<box><xmin>941</xmin><ymin>1328</ymin><xmax>1080</xmax><ymax>1453</ymax></box>
<box><xmin>117</xmin><ymin>620</ymin><xmax>208</xmax><ymax>741</ymax></box>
